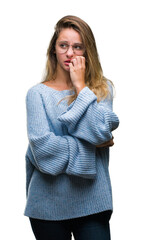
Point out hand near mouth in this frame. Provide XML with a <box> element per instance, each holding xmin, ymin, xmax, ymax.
<box><xmin>69</xmin><ymin>56</ymin><xmax>86</xmax><ymax>95</ymax></box>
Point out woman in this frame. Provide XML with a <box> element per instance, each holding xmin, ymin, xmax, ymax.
<box><xmin>24</xmin><ymin>15</ymin><xmax>119</xmax><ymax>240</ymax></box>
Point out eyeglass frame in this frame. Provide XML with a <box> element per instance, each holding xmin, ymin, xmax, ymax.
<box><xmin>56</xmin><ymin>41</ymin><xmax>85</xmax><ymax>54</ymax></box>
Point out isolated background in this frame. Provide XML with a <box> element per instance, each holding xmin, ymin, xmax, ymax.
<box><xmin>1</xmin><ymin>0</ymin><xmax>143</xmax><ymax>239</ymax></box>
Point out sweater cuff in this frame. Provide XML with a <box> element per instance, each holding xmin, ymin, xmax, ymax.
<box><xmin>57</xmin><ymin>87</ymin><xmax>97</xmax><ymax>125</ymax></box>
<box><xmin>65</xmin><ymin>136</ymin><xmax>97</xmax><ymax>179</ymax></box>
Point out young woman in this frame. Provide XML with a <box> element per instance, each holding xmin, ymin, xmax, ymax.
<box><xmin>24</xmin><ymin>15</ymin><xmax>119</xmax><ymax>240</ymax></box>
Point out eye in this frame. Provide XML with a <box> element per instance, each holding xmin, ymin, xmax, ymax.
<box><xmin>74</xmin><ymin>45</ymin><xmax>83</xmax><ymax>50</ymax></box>
<box><xmin>59</xmin><ymin>43</ymin><xmax>68</xmax><ymax>49</ymax></box>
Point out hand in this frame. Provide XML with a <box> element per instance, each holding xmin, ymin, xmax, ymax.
<box><xmin>96</xmin><ymin>136</ymin><xmax>114</xmax><ymax>148</ymax></box>
<box><xmin>69</xmin><ymin>56</ymin><xmax>86</xmax><ymax>94</ymax></box>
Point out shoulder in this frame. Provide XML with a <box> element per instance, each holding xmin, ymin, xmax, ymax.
<box><xmin>26</xmin><ymin>83</ymin><xmax>46</xmax><ymax>99</ymax></box>
<box><xmin>106</xmin><ymin>79</ymin><xmax>114</xmax><ymax>97</ymax></box>
<box><xmin>98</xmin><ymin>79</ymin><xmax>114</xmax><ymax>110</ymax></box>
<box><xmin>25</xmin><ymin>84</ymin><xmax>43</xmax><ymax>105</ymax></box>
<box><xmin>26</xmin><ymin>83</ymin><xmax>41</xmax><ymax>95</ymax></box>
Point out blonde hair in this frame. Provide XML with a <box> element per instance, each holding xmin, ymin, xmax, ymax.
<box><xmin>41</xmin><ymin>15</ymin><xmax>114</xmax><ymax>105</ymax></box>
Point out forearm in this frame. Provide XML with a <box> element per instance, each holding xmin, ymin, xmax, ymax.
<box><xmin>57</xmin><ymin>86</ymin><xmax>119</xmax><ymax>145</ymax></box>
<box><xmin>28</xmin><ymin>131</ymin><xmax>97</xmax><ymax>179</ymax></box>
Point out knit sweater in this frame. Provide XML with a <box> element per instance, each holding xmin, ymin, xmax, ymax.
<box><xmin>24</xmin><ymin>82</ymin><xmax>119</xmax><ymax>220</ymax></box>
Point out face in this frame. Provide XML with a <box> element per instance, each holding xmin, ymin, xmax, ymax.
<box><xmin>55</xmin><ymin>28</ymin><xmax>84</xmax><ymax>72</ymax></box>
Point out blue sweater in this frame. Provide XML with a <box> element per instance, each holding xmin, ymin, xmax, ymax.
<box><xmin>24</xmin><ymin>82</ymin><xmax>119</xmax><ymax>220</ymax></box>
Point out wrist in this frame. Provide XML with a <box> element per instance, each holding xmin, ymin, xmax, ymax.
<box><xmin>76</xmin><ymin>84</ymin><xmax>86</xmax><ymax>95</ymax></box>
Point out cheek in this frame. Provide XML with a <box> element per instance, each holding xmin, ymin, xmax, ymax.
<box><xmin>55</xmin><ymin>44</ymin><xmax>65</xmax><ymax>63</ymax></box>
<box><xmin>56</xmin><ymin>53</ymin><xmax>64</xmax><ymax>65</ymax></box>
<box><xmin>55</xmin><ymin>52</ymin><xmax>61</xmax><ymax>62</ymax></box>
<box><xmin>56</xmin><ymin>54</ymin><xmax>60</xmax><ymax>62</ymax></box>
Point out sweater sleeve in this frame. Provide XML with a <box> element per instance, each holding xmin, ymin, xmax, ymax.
<box><xmin>26</xmin><ymin>88</ymin><xmax>97</xmax><ymax>179</ymax></box>
<box><xmin>57</xmin><ymin>84</ymin><xmax>119</xmax><ymax>145</ymax></box>
<box><xmin>25</xmin><ymin>153</ymin><xmax>35</xmax><ymax>197</ymax></box>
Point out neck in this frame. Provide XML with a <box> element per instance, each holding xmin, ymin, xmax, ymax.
<box><xmin>53</xmin><ymin>64</ymin><xmax>73</xmax><ymax>88</ymax></box>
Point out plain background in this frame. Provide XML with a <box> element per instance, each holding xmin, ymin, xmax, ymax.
<box><xmin>0</xmin><ymin>0</ymin><xmax>143</xmax><ymax>239</ymax></box>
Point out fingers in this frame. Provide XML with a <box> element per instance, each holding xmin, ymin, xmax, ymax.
<box><xmin>81</xmin><ymin>56</ymin><xmax>85</xmax><ymax>68</ymax></box>
<box><xmin>71</xmin><ymin>56</ymin><xmax>85</xmax><ymax>68</ymax></box>
<box><xmin>69</xmin><ymin>62</ymin><xmax>74</xmax><ymax>71</ymax></box>
<box><xmin>96</xmin><ymin>138</ymin><xmax>114</xmax><ymax>148</ymax></box>
<box><xmin>106</xmin><ymin>138</ymin><xmax>114</xmax><ymax>147</ymax></box>
<box><xmin>76</xmin><ymin>56</ymin><xmax>85</xmax><ymax>67</ymax></box>
<box><xmin>108</xmin><ymin>140</ymin><xmax>114</xmax><ymax>147</ymax></box>
<box><xmin>71</xmin><ymin>58</ymin><xmax>77</xmax><ymax>67</ymax></box>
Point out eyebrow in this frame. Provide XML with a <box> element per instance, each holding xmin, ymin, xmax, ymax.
<box><xmin>57</xmin><ymin>41</ymin><xmax>83</xmax><ymax>45</ymax></box>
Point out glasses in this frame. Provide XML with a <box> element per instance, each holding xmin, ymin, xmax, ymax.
<box><xmin>56</xmin><ymin>41</ymin><xmax>85</xmax><ymax>55</ymax></box>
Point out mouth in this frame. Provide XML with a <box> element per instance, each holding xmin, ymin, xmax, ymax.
<box><xmin>64</xmin><ymin>59</ymin><xmax>72</xmax><ymax>65</ymax></box>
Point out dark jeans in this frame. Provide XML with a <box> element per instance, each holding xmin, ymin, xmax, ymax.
<box><xmin>29</xmin><ymin>210</ymin><xmax>112</xmax><ymax>240</ymax></box>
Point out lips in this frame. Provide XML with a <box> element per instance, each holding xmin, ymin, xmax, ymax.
<box><xmin>64</xmin><ymin>59</ymin><xmax>72</xmax><ymax>63</ymax></box>
<box><xmin>64</xmin><ymin>59</ymin><xmax>72</xmax><ymax>67</ymax></box>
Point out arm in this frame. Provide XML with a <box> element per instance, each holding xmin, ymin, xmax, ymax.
<box><xmin>25</xmin><ymin>154</ymin><xmax>35</xmax><ymax>197</ymax></box>
<box><xmin>96</xmin><ymin>82</ymin><xmax>115</xmax><ymax>147</ymax></box>
<box><xmin>57</xmin><ymin>83</ymin><xmax>119</xmax><ymax>145</ymax></box>
<box><xmin>26</xmin><ymin>88</ymin><xmax>97</xmax><ymax>179</ymax></box>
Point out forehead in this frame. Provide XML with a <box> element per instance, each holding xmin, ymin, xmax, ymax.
<box><xmin>57</xmin><ymin>28</ymin><xmax>82</xmax><ymax>43</ymax></box>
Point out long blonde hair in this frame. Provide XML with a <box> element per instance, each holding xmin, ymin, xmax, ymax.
<box><xmin>41</xmin><ymin>15</ymin><xmax>114</xmax><ymax>105</ymax></box>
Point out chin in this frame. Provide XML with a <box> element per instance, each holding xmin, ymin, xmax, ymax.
<box><xmin>63</xmin><ymin>65</ymin><xmax>70</xmax><ymax>72</ymax></box>
<box><xmin>66</xmin><ymin>67</ymin><xmax>70</xmax><ymax>72</ymax></box>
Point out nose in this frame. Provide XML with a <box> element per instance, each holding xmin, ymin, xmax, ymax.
<box><xmin>66</xmin><ymin>45</ymin><xmax>74</xmax><ymax>58</ymax></box>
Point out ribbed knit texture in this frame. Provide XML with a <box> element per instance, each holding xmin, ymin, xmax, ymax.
<box><xmin>24</xmin><ymin>82</ymin><xmax>119</xmax><ymax>220</ymax></box>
